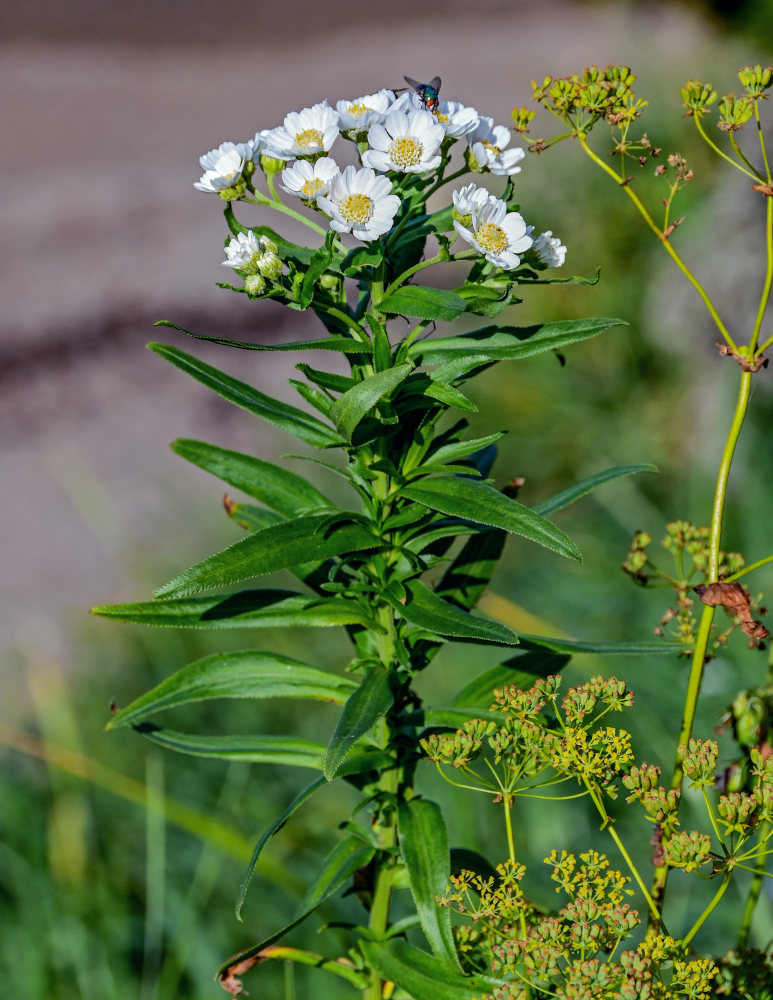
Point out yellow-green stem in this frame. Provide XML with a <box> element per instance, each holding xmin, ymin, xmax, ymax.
<box><xmin>577</xmin><ymin>135</ymin><xmax>736</xmax><ymax>351</ymax></box>
<box><xmin>738</xmin><ymin>826</ymin><xmax>768</xmax><ymax>950</ymax></box>
<box><xmin>683</xmin><ymin>874</ymin><xmax>732</xmax><ymax>947</ymax></box>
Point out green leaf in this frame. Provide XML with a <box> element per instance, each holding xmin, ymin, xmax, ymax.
<box><xmin>324</xmin><ymin>668</ymin><xmax>394</xmax><ymax>780</ymax></box>
<box><xmin>379</xmin><ymin>285</ymin><xmax>467</xmax><ymax>321</ymax></box>
<box><xmin>395</xmin><ymin>580</ymin><xmax>517</xmax><ymax>645</ymax></box>
<box><xmin>427</xmin><ymin>432</ymin><xmax>505</xmax><ymax>468</ymax></box>
<box><xmin>409</xmin><ymin>317</ymin><xmax>625</xmax><ymax>364</ymax></box>
<box><xmin>153</xmin><ymin>319</ymin><xmax>369</xmax><ymax>354</ymax></box>
<box><xmin>154</xmin><ymin>513</ymin><xmax>379</xmax><ymax>598</ymax></box>
<box><xmin>418</xmin><ymin>707</ymin><xmax>500</xmax><ymax>727</ymax></box>
<box><xmin>401</xmin><ymin>477</ymin><xmax>582</xmax><ymax>562</ymax></box>
<box><xmin>329</xmin><ymin>364</ymin><xmax>413</xmax><ymax>440</ymax></box>
<box><xmin>93</xmin><ymin>589</ymin><xmax>376</xmax><ymax>630</ymax></box>
<box><xmin>361</xmin><ymin>940</ymin><xmax>502</xmax><ymax>1000</ymax></box>
<box><xmin>236</xmin><ymin>775</ymin><xmax>326</xmax><ymax>920</ymax></box>
<box><xmin>397</xmin><ymin>799</ymin><xmax>461</xmax><ymax>972</ymax></box>
<box><xmin>533</xmin><ymin>464</ymin><xmax>659</xmax><ymax>516</ymax></box>
<box><xmin>518</xmin><ymin>635</ymin><xmax>685</xmax><ymax>655</ymax></box>
<box><xmin>299</xmin><ymin>231</ymin><xmax>337</xmax><ymax>309</ymax></box>
<box><xmin>218</xmin><ymin>838</ymin><xmax>375</xmax><ymax>983</ymax></box>
<box><xmin>106</xmin><ymin>651</ymin><xmax>358</xmax><ymax>729</ymax></box>
<box><xmin>297</xmin><ymin>835</ymin><xmax>375</xmax><ymax>915</ymax></box>
<box><xmin>136</xmin><ymin>726</ymin><xmax>327</xmax><ymax>768</ymax></box>
<box><xmin>451</xmin><ymin>650</ymin><xmax>569</xmax><ymax>708</ymax></box>
<box><xmin>148</xmin><ymin>343</ymin><xmax>342</xmax><ymax>448</ymax></box>
<box><xmin>171</xmin><ymin>439</ymin><xmax>332</xmax><ymax>516</ymax></box>
<box><xmin>225</xmin><ymin>502</ymin><xmax>284</xmax><ymax>532</ymax></box>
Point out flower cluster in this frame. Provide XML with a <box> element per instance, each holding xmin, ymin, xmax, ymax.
<box><xmin>421</xmin><ymin>674</ymin><xmax>634</xmax><ymax>804</ymax></box>
<box><xmin>443</xmin><ymin>849</ymin><xmax>718</xmax><ymax>1000</ymax></box>
<box><xmin>193</xmin><ymin>86</ymin><xmax>567</xmax><ymax>292</ymax></box>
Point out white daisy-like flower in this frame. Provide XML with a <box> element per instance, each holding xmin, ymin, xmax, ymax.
<box><xmin>453</xmin><ymin>196</ymin><xmax>533</xmax><ymax>270</ymax></box>
<box><xmin>336</xmin><ymin>90</ymin><xmax>395</xmax><ymax>133</ymax></box>
<box><xmin>394</xmin><ymin>91</ymin><xmax>479</xmax><ymax>138</ymax></box>
<box><xmin>280</xmin><ymin>157</ymin><xmax>340</xmax><ymax>203</ymax></box>
<box><xmin>533</xmin><ymin>230</ymin><xmax>567</xmax><ymax>268</ymax></box>
<box><xmin>194</xmin><ymin>141</ymin><xmax>245</xmax><ymax>193</ymax></box>
<box><xmin>466</xmin><ymin>116</ymin><xmax>526</xmax><ymax>175</ymax></box>
<box><xmin>361</xmin><ymin>110</ymin><xmax>444</xmax><ymax>174</ymax></box>
<box><xmin>235</xmin><ymin>132</ymin><xmax>262</xmax><ymax>163</ymax></box>
<box><xmin>261</xmin><ymin>101</ymin><xmax>339</xmax><ymax>160</ymax></box>
<box><xmin>221</xmin><ymin>231</ymin><xmax>280</xmax><ymax>276</ymax></box>
<box><xmin>317</xmin><ymin>165</ymin><xmax>400</xmax><ymax>242</ymax></box>
<box><xmin>452</xmin><ymin>182</ymin><xmax>491</xmax><ymax>219</ymax></box>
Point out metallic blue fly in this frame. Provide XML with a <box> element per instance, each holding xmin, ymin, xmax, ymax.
<box><xmin>403</xmin><ymin>75</ymin><xmax>441</xmax><ymax>112</ymax></box>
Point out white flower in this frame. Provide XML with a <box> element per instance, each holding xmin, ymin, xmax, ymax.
<box><xmin>533</xmin><ymin>230</ymin><xmax>567</xmax><ymax>268</ymax></box>
<box><xmin>361</xmin><ymin>109</ymin><xmax>444</xmax><ymax>174</ymax></box>
<box><xmin>317</xmin><ymin>165</ymin><xmax>400</xmax><ymax>242</ymax></box>
<box><xmin>262</xmin><ymin>101</ymin><xmax>339</xmax><ymax>159</ymax></box>
<box><xmin>394</xmin><ymin>91</ymin><xmax>479</xmax><ymax>137</ymax></box>
<box><xmin>194</xmin><ymin>141</ymin><xmax>245</xmax><ymax>193</ymax></box>
<box><xmin>336</xmin><ymin>90</ymin><xmax>395</xmax><ymax>133</ymax></box>
<box><xmin>452</xmin><ymin>182</ymin><xmax>491</xmax><ymax>219</ymax></box>
<box><xmin>453</xmin><ymin>196</ymin><xmax>533</xmax><ymax>270</ymax></box>
<box><xmin>466</xmin><ymin>117</ymin><xmax>526</xmax><ymax>175</ymax></box>
<box><xmin>235</xmin><ymin>132</ymin><xmax>262</xmax><ymax>163</ymax></box>
<box><xmin>221</xmin><ymin>231</ymin><xmax>279</xmax><ymax>274</ymax></box>
<box><xmin>280</xmin><ymin>157</ymin><xmax>340</xmax><ymax>203</ymax></box>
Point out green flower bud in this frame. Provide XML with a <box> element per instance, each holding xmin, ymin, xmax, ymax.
<box><xmin>680</xmin><ymin>79</ymin><xmax>718</xmax><ymax>117</ymax></box>
<box><xmin>244</xmin><ymin>273</ymin><xmax>267</xmax><ymax>296</ymax></box>
<box><xmin>259</xmin><ymin>153</ymin><xmax>286</xmax><ymax>176</ymax></box>
<box><xmin>738</xmin><ymin>64</ymin><xmax>773</xmax><ymax>98</ymax></box>
<box><xmin>257</xmin><ymin>251</ymin><xmax>282</xmax><ymax>280</ymax></box>
<box><xmin>718</xmin><ymin>93</ymin><xmax>755</xmax><ymax>132</ymax></box>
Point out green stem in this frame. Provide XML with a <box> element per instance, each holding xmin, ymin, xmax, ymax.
<box><xmin>683</xmin><ymin>873</ymin><xmax>732</xmax><ymax>947</ymax></box>
<box><xmin>246</xmin><ymin>184</ymin><xmax>328</xmax><ymax>236</ymax></box>
<box><xmin>382</xmin><ymin>253</ymin><xmax>444</xmax><ymax>297</ymax></box>
<box><xmin>724</xmin><ymin>553</ymin><xmax>773</xmax><ymax>583</ymax></box>
<box><xmin>503</xmin><ymin>794</ymin><xmax>516</xmax><ymax>865</ymax></box>
<box><xmin>577</xmin><ymin>134</ymin><xmax>737</xmax><ymax>351</ymax></box>
<box><xmin>737</xmin><ymin>822</ymin><xmax>769</xmax><ymax>949</ymax></box>
<box><xmin>755</xmin><ymin>99</ymin><xmax>772</xmax><ymax>184</ymax></box>
<box><xmin>694</xmin><ymin>114</ymin><xmax>760</xmax><ymax>181</ymax></box>
<box><xmin>750</xmin><ymin>195</ymin><xmax>773</xmax><ymax>355</ymax></box>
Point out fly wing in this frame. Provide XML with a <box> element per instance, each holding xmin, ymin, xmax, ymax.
<box><xmin>403</xmin><ymin>75</ymin><xmax>423</xmax><ymax>93</ymax></box>
<box><xmin>428</xmin><ymin>76</ymin><xmax>441</xmax><ymax>91</ymax></box>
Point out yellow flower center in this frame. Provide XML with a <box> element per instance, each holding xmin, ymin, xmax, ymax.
<box><xmin>295</xmin><ymin>128</ymin><xmax>324</xmax><ymax>150</ymax></box>
<box><xmin>435</xmin><ymin>111</ymin><xmax>449</xmax><ymax>124</ymax></box>
<box><xmin>388</xmin><ymin>136</ymin><xmax>424</xmax><ymax>168</ymax></box>
<box><xmin>340</xmin><ymin>192</ymin><xmax>374</xmax><ymax>225</ymax></box>
<box><xmin>347</xmin><ymin>102</ymin><xmax>371</xmax><ymax>120</ymax></box>
<box><xmin>475</xmin><ymin>222</ymin><xmax>509</xmax><ymax>254</ymax></box>
<box><xmin>482</xmin><ymin>139</ymin><xmax>502</xmax><ymax>154</ymax></box>
<box><xmin>300</xmin><ymin>178</ymin><xmax>325</xmax><ymax>197</ymax></box>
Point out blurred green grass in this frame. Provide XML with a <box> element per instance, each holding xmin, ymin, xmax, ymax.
<box><xmin>5</xmin><ymin>25</ymin><xmax>773</xmax><ymax>998</ymax></box>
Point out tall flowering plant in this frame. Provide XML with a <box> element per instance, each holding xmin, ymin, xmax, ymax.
<box><xmin>94</xmin><ymin>79</ymin><xmax>690</xmax><ymax>998</ymax></box>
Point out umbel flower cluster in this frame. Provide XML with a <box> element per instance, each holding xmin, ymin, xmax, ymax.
<box><xmin>194</xmin><ymin>84</ymin><xmax>565</xmax><ymax>300</ymax></box>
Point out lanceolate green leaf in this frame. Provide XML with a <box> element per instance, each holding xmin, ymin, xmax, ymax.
<box><xmin>397</xmin><ymin>799</ymin><xmax>461</xmax><ymax>972</ymax></box>
<box><xmin>409</xmin><ymin>317</ymin><xmax>625</xmax><ymax>364</ymax></box>
<box><xmin>395</xmin><ymin>579</ymin><xmax>517</xmax><ymax>645</ymax></box>
<box><xmin>324</xmin><ymin>668</ymin><xmax>394</xmax><ymax>780</ymax></box>
<box><xmin>451</xmin><ymin>649</ymin><xmax>570</xmax><ymax>708</ymax></box>
<box><xmin>170</xmin><ymin>439</ymin><xmax>332</xmax><ymax>516</ymax></box>
<box><xmin>92</xmin><ymin>590</ymin><xmax>376</xmax><ymax>630</ymax></box>
<box><xmin>379</xmin><ymin>285</ymin><xmax>468</xmax><ymax>321</ymax></box>
<box><xmin>218</xmin><ymin>838</ymin><xmax>375</xmax><ymax>984</ymax></box>
<box><xmin>518</xmin><ymin>635</ymin><xmax>686</xmax><ymax>655</ymax></box>
<box><xmin>224</xmin><ymin>503</ymin><xmax>283</xmax><ymax>532</ymax></box>
<box><xmin>136</xmin><ymin>726</ymin><xmax>327</xmax><ymax>768</ymax></box>
<box><xmin>329</xmin><ymin>364</ymin><xmax>414</xmax><ymax>440</ymax></box>
<box><xmin>154</xmin><ymin>319</ymin><xmax>370</xmax><ymax>354</ymax></box>
<box><xmin>401</xmin><ymin>477</ymin><xmax>582</xmax><ymax>562</ymax></box>
<box><xmin>106</xmin><ymin>651</ymin><xmax>358</xmax><ymax>729</ymax></box>
<box><xmin>361</xmin><ymin>940</ymin><xmax>502</xmax><ymax>1000</ymax></box>
<box><xmin>154</xmin><ymin>513</ymin><xmax>379</xmax><ymax>598</ymax></box>
<box><xmin>148</xmin><ymin>343</ymin><xmax>342</xmax><ymax>448</ymax></box>
<box><xmin>236</xmin><ymin>775</ymin><xmax>327</xmax><ymax>920</ymax></box>
<box><xmin>533</xmin><ymin>463</ymin><xmax>658</xmax><ymax>516</ymax></box>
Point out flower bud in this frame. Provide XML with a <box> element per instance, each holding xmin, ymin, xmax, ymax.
<box><xmin>260</xmin><ymin>153</ymin><xmax>286</xmax><ymax>176</ymax></box>
<box><xmin>244</xmin><ymin>273</ymin><xmax>267</xmax><ymax>296</ymax></box>
<box><xmin>738</xmin><ymin>64</ymin><xmax>773</xmax><ymax>98</ymax></box>
<box><xmin>257</xmin><ymin>251</ymin><xmax>282</xmax><ymax>280</ymax></box>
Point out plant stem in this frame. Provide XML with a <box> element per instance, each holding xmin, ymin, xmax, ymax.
<box><xmin>577</xmin><ymin>134</ymin><xmax>737</xmax><ymax>351</ymax></box>
<box><xmin>682</xmin><ymin>873</ymin><xmax>732</xmax><ymax>947</ymax></box>
<box><xmin>649</xmin><ymin>367</ymin><xmax>754</xmax><ymax>927</ymax></box>
<box><xmin>737</xmin><ymin>825</ymin><xmax>769</xmax><ymax>950</ymax></box>
<box><xmin>248</xmin><ymin>183</ymin><xmax>328</xmax><ymax>236</ymax></box>
<box><xmin>503</xmin><ymin>795</ymin><xmax>516</xmax><ymax>865</ymax></box>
